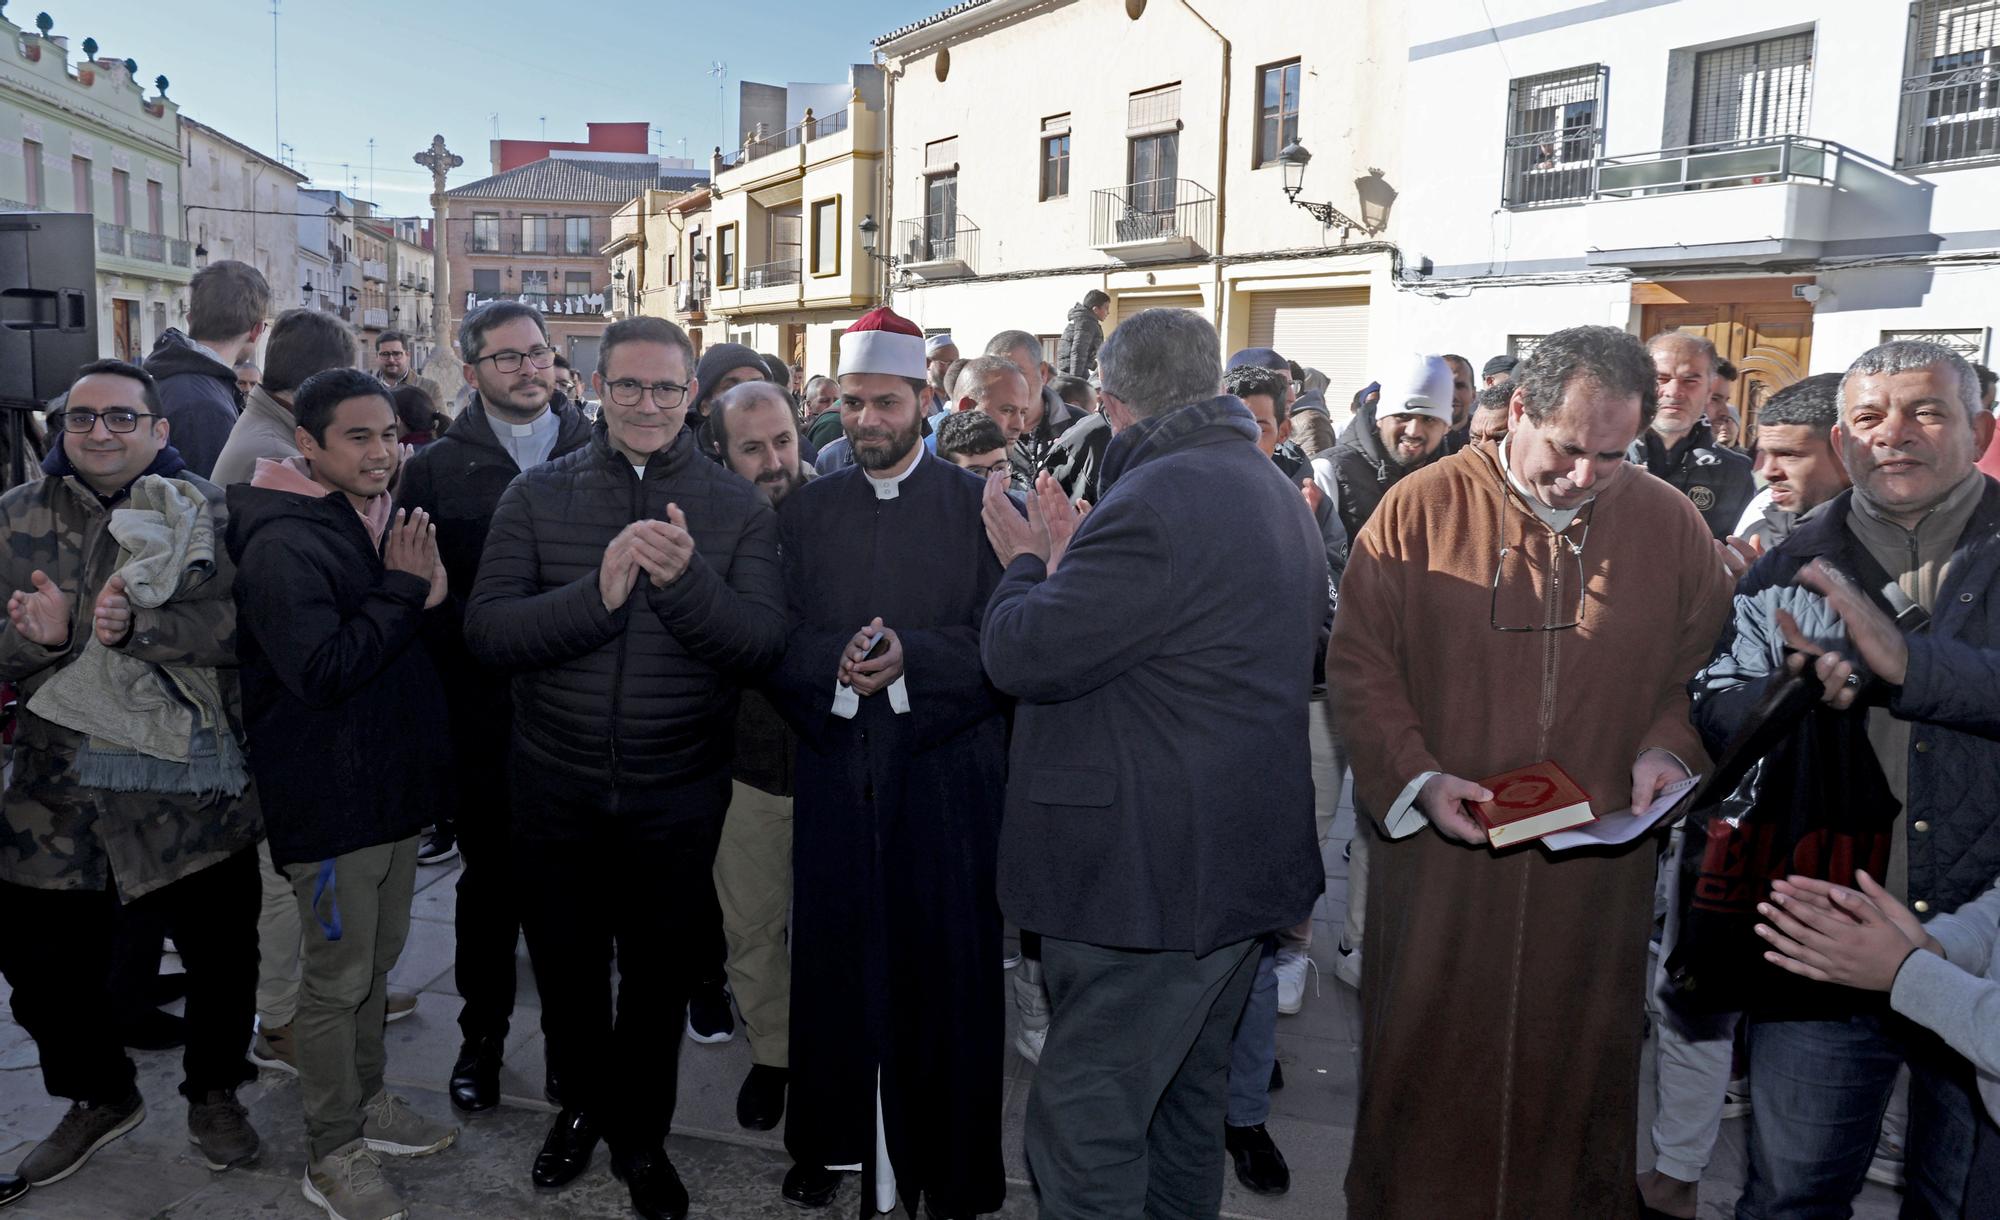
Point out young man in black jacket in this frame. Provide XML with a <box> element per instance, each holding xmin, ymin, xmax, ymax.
<box><xmin>397</xmin><ymin>301</ymin><xmax>592</xmax><ymax>1117</ymax></box>
<box><xmin>465</xmin><ymin>315</ymin><xmax>785</xmax><ymax>1220</ymax></box>
<box><xmin>144</xmin><ymin>260</ymin><xmax>269</xmax><ymax>479</ymax></box>
<box><xmin>228</xmin><ymin>368</ymin><xmax>457</xmax><ymax>1220</ymax></box>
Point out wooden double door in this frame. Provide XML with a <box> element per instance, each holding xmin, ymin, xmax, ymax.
<box><xmin>1637</xmin><ymin>277</ymin><xmax>1814</xmax><ymax>439</ymax></box>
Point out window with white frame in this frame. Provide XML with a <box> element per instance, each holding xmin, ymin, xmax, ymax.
<box><xmin>1502</xmin><ymin>65</ymin><xmax>1606</xmax><ymax>208</ymax></box>
<box><xmin>1898</xmin><ymin>0</ymin><xmax>2000</xmax><ymax>168</ymax></box>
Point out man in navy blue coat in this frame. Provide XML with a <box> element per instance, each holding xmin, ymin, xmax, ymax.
<box><xmin>981</xmin><ymin>307</ymin><xmax>1325</xmax><ymax>1217</ymax></box>
<box><xmin>767</xmin><ymin>308</ymin><xmax>1009</xmax><ymax>1217</ymax></box>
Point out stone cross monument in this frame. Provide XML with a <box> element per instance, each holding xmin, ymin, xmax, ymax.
<box><xmin>413</xmin><ymin>135</ymin><xmax>465</xmax><ymax>409</ymax></box>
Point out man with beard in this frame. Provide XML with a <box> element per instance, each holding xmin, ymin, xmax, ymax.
<box><xmin>1329</xmin><ymin>354</ymin><xmax>1456</xmax><ymax>546</ymax></box>
<box><xmin>709</xmin><ymin>382</ymin><xmax>810</xmax><ymax>1134</ymax></box>
<box><xmin>768</xmin><ymin>307</ymin><xmax>1009</xmax><ymax>1216</ymax></box>
<box><xmin>1633</xmin><ymin>332</ymin><xmax>1754</xmax><ymax>540</ymax></box>
<box><xmin>397</xmin><ymin>301</ymin><xmax>593</xmax><ymax>1117</ymax></box>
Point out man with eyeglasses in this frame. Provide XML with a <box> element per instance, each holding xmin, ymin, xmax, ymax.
<box><xmin>0</xmin><ymin>360</ymin><xmax>264</xmax><ymax>1196</ymax></box>
<box><xmin>397</xmin><ymin>301</ymin><xmax>593</xmax><ymax>1122</ymax></box>
<box><xmin>1329</xmin><ymin>326</ymin><xmax>1732</xmax><ymax>1219</ymax></box>
<box><xmin>466</xmin><ymin>314</ymin><xmax>785</xmax><ymax>1220</ymax></box>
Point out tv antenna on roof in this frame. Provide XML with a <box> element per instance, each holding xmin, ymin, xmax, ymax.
<box><xmin>710</xmin><ymin>61</ymin><xmax>728</xmax><ymax>153</ymax></box>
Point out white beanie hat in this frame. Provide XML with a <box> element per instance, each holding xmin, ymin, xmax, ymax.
<box><xmin>1382</xmin><ymin>354</ymin><xmax>1456</xmax><ymax>425</ymax></box>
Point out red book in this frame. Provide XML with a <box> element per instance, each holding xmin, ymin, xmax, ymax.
<box><xmin>1472</xmin><ymin>760</ymin><xmax>1595</xmax><ymax>848</ymax></box>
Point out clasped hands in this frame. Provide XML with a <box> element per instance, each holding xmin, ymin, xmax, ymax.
<box><xmin>600</xmin><ymin>504</ymin><xmax>694</xmax><ymax>611</ymax></box>
<box><xmin>838</xmin><ymin>616</ymin><xmax>904</xmax><ymax>697</ymax></box>
<box><xmin>1756</xmin><ymin>870</ymin><xmax>1943</xmax><ymax>993</ymax></box>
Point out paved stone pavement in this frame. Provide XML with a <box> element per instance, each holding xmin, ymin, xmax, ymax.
<box><xmin>0</xmin><ymin>703</ymin><xmax>1900</xmax><ymax>1218</ymax></box>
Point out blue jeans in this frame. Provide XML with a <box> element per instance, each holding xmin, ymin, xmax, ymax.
<box><xmin>1224</xmin><ymin>939</ymin><xmax>1278</xmax><ymax>1127</ymax></box>
<box><xmin>1737</xmin><ymin>1013</ymin><xmax>1979</xmax><ymax>1220</ymax></box>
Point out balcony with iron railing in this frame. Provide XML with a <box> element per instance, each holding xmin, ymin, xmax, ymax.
<box><xmin>96</xmin><ymin>222</ymin><xmax>194</xmax><ymax>272</ymax></box>
<box><xmin>896</xmin><ymin>214</ymin><xmax>979</xmax><ymax>279</ymax></box>
<box><xmin>1090</xmin><ymin>179</ymin><xmax>1215</xmax><ymax>262</ymax></box>
<box><xmin>675</xmin><ymin>277</ymin><xmax>709</xmax><ymax>316</ymax></box>
<box><xmin>462</xmin><ymin>288</ymin><xmax>611</xmax><ymax>316</ymax></box>
<box><xmin>468</xmin><ymin>230</ymin><xmax>501</xmax><ymax>253</ymax></box>
<box><xmin>1582</xmin><ymin>135</ymin><xmax>1849</xmax><ymax>266</ymax></box>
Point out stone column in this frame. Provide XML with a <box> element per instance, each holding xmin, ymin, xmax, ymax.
<box><xmin>413</xmin><ymin>135</ymin><xmax>466</xmax><ymax>410</ymax></box>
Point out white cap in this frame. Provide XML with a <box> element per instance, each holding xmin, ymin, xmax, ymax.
<box><xmin>1382</xmin><ymin>354</ymin><xmax>1456</xmax><ymax>425</ymax></box>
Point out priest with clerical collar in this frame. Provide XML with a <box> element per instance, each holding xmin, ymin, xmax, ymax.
<box><xmin>1330</xmin><ymin>325</ymin><xmax>1733</xmax><ymax>1219</ymax></box>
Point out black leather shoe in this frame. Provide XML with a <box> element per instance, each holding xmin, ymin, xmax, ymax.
<box><xmin>612</xmin><ymin>1148</ymin><xmax>689</xmax><ymax>1220</ymax></box>
<box><xmin>0</xmin><ymin>1171</ymin><xmax>24</xmax><ymax>1208</ymax></box>
<box><xmin>1225</xmin><ymin>1122</ymin><xmax>1291</xmax><ymax>1196</ymax></box>
<box><xmin>782</xmin><ymin>1162</ymin><xmax>842</xmax><ymax>1208</ymax></box>
<box><xmin>531</xmin><ymin>1110</ymin><xmax>600</xmax><ymax>1189</ymax></box>
<box><xmin>736</xmin><ymin>1064</ymin><xmax>787</xmax><ymax>1131</ymax></box>
<box><xmin>449</xmin><ymin>1036</ymin><xmax>504</xmax><ymax>1114</ymax></box>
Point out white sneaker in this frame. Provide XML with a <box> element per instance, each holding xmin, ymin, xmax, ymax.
<box><xmin>1332</xmin><ymin>939</ymin><xmax>1363</xmax><ymax>990</ymax></box>
<box><xmin>1014</xmin><ymin>1027</ymin><xmax>1046</xmax><ymax>1066</ymax></box>
<box><xmin>1720</xmin><ymin>1075</ymin><xmax>1752</xmax><ymax>1120</ymax></box>
<box><xmin>1274</xmin><ymin>948</ymin><xmax>1315</xmax><ymax>1015</ymax></box>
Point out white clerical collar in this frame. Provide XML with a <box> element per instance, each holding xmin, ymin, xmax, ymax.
<box><xmin>864</xmin><ymin>448</ymin><xmax>925</xmax><ymax>500</ymax></box>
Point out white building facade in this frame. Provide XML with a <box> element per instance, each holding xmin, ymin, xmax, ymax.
<box><xmin>875</xmin><ymin>0</ymin><xmax>1402</xmax><ymax>424</ymax></box>
<box><xmin>178</xmin><ymin>116</ymin><xmax>307</xmax><ymax>335</ymax></box>
<box><xmin>1395</xmin><ymin>0</ymin><xmax>2000</xmax><ymax>426</ymax></box>
<box><xmin>877</xmin><ymin>0</ymin><xmax>2000</xmax><ymax>430</ymax></box>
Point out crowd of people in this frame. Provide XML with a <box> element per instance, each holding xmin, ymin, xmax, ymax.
<box><xmin>0</xmin><ymin>258</ymin><xmax>1996</xmax><ymax>1220</ymax></box>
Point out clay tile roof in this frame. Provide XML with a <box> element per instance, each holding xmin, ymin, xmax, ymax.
<box><xmin>446</xmin><ymin>157</ymin><xmax>709</xmax><ymax>204</ymax></box>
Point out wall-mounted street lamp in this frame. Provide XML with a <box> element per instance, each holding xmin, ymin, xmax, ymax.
<box><xmin>1277</xmin><ymin>142</ymin><xmax>1370</xmax><ymax>236</ymax></box>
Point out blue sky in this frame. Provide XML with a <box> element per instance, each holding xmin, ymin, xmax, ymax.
<box><xmin>46</xmin><ymin>0</ymin><xmax>946</xmax><ymax>218</ymax></box>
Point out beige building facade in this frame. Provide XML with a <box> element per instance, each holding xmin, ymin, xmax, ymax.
<box><xmin>875</xmin><ymin>0</ymin><xmax>1402</xmax><ymax>423</ymax></box>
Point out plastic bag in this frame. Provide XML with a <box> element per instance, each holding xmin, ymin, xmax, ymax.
<box><xmin>1663</xmin><ymin>671</ymin><xmax>1899</xmax><ymax>1015</ymax></box>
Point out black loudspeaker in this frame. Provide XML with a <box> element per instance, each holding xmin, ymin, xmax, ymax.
<box><xmin>0</xmin><ymin>212</ymin><xmax>99</xmax><ymax>403</ymax></box>
<box><xmin>0</xmin><ymin>212</ymin><xmax>99</xmax><ymax>486</ymax></box>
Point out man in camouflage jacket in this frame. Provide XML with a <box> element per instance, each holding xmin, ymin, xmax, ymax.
<box><xmin>0</xmin><ymin>360</ymin><xmax>263</xmax><ymax>1192</ymax></box>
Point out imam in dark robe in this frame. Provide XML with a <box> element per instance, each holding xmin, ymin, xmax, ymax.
<box><xmin>768</xmin><ymin>450</ymin><xmax>1009</xmax><ymax>1217</ymax></box>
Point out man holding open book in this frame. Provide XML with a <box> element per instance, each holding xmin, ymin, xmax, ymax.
<box><xmin>1330</xmin><ymin>325</ymin><xmax>1733</xmax><ymax>1219</ymax></box>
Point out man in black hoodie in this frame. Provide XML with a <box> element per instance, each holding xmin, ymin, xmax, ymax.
<box><xmin>1055</xmin><ymin>290</ymin><xmax>1108</xmax><ymax>377</ymax></box>
<box><xmin>144</xmin><ymin>260</ymin><xmax>270</xmax><ymax>479</ymax></box>
<box><xmin>227</xmin><ymin>367</ymin><xmax>457</xmax><ymax>1220</ymax></box>
<box><xmin>398</xmin><ymin>300</ymin><xmax>593</xmax><ymax>1117</ymax></box>
<box><xmin>465</xmin><ymin>315</ymin><xmax>785</xmax><ymax>1220</ymax></box>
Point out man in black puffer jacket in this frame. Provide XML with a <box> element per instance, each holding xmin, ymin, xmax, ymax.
<box><xmin>464</xmin><ymin>316</ymin><xmax>785</xmax><ymax>1220</ymax></box>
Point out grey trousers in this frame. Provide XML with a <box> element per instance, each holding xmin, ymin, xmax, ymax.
<box><xmin>1026</xmin><ymin>936</ymin><xmax>1258</xmax><ymax>1219</ymax></box>
<box><xmin>713</xmin><ymin>781</ymin><xmax>792</xmax><ymax>1067</ymax></box>
<box><xmin>255</xmin><ymin>838</ymin><xmax>302</xmax><ymax>1027</ymax></box>
<box><xmin>285</xmin><ymin>837</ymin><xmax>418</xmax><ymax>1160</ymax></box>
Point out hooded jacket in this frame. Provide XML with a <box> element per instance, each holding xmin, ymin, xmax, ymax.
<box><xmin>0</xmin><ymin>440</ymin><xmax>260</xmax><ymax>901</ymax></box>
<box><xmin>225</xmin><ymin>471</ymin><xmax>447</xmax><ymax>868</ymax></box>
<box><xmin>984</xmin><ymin>394</ymin><xmax>1325</xmax><ymax>953</ymax></box>
<box><xmin>144</xmin><ymin>329</ymin><xmax>241</xmax><ymax>479</ymax></box>
<box><xmin>1055</xmin><ymin>302</ymin><xmax>1103</xmax><ymax>376</ymax></box>
<box><xmin>463</xmin><ymin>420</ymin><xmax>787</xmax><ymax>826</ymax></box>
<box><xmin>1329</xmin><ymin>381</ymin><xmax>1443</xmax><ymax>545</ymax></box>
